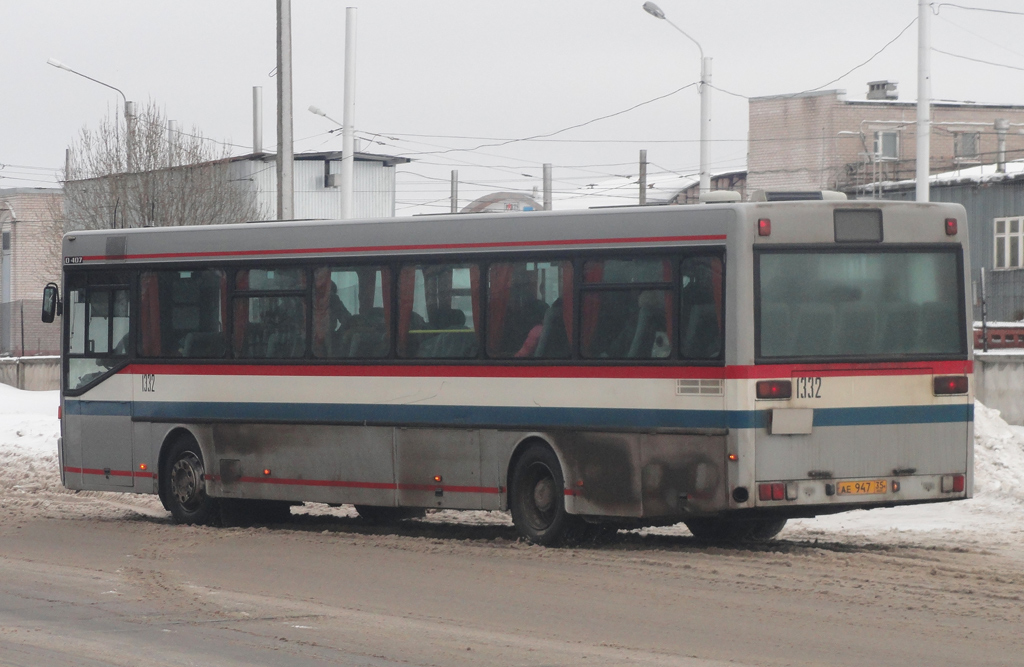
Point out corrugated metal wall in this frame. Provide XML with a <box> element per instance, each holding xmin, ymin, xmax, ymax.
<box><xmin>878</xmin><ymin>179</ymin><xmax>1024</xmax><ymax>320</ymax></box>
<box><xmin>239</xmin><ymin>157</ymin><xmax>396</xmax><ymax>221</ymax></box>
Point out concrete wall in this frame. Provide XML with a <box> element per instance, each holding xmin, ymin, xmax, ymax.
<box><xmin>975</xmin><ymin>352</ymin><xmax>1024</xmax><ymax>425</ymax></box>
<box><xmin>0</xmin><ymin>356</ymin><xmax>59</xmax><ymax>391</ymax></box>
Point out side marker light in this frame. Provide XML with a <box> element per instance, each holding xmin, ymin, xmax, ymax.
<box><xmin>263</xmin><ymin>468</ymin><xmax>272</xmax><ymax>476</ymax></box>
<box><xmin>933</xmin><ymin>376</ymin><xmax>968</xmax><ymax>395</ymax></box>
<box><xmin>433</xmin><ymin>475</ymin><xmax>443</xmax><ymax>483</ymax></box>
<box><xmin>138</xmin><ymin>463</ymin><xmax>148</xmax><ymax>471</ymax></box>
<box><xmin>728</xmin><ymin>453</ymin><xmax>739</xmax><ymax>462</ymax></box>
<box><xmin>756</xmin><ymin>380</ymin><xmax>792</xmax><ymax>399</ymax></box>
<box><xmin>945</xmin><ymin>218</ymin><xmax>958</xmax><ymax>236</ymax></box>
<box><xmin>758</xmin><ymin>218</ymin><xmax>771</xmax><ymax>237</ymax></box>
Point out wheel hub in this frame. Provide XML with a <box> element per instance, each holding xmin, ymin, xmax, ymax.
<box><xmin>170</xmin><ymin>453</ymin><xmax>203</xmax><ymax>508</ymax></box>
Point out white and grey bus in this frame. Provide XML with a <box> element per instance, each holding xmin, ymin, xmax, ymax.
<box><xmin>42</xmin><ymin>197</ymin><xmax>974</xmax><ymax>544</ymax></box>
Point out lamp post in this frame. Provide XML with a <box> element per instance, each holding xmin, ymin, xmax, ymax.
<box><xmin>642</xmin><ymin>2</ymin><xmax>711</xmax><ymax>196</ymax></box>
<box><xmin>47</xmin><ymin>58</ymin><xmax>135</xmax><ymax>172</ymax></box>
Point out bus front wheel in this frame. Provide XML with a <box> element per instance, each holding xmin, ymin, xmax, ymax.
<box><xmin>162</xmin><ymin>437</ymin><xmax>219</xmax><ymax>526</ymax></box>
<box><xmin>509</xmin><ymin>444</ymin><xmax>582</xmax><ymax>546</ymax></box>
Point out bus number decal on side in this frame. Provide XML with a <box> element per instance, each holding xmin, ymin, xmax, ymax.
<box><xmin>141</xmin><ymin>374</ymin><xmax>156</xmax><ymax>393</ymax></box>
<box><xmin>794</xmin><ymin>376</ymin><xmax>821</xmax><ymax>399</ymax></box>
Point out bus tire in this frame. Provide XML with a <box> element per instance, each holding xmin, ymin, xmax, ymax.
<box><xmin>162</xmin><ymin>436</ymin><xmax>219</xmax><ymax>526</ymax></box>
<box><xmin>509</xmin><ymin>444</ymin><xmax>582</xmax><ymax>546</ymax></box>
<box><xmin>354</xmin><ymin>505</ymin><xmax>426</xmax><ymax>523</ymax></box>
<box><xmin>684</xmin><ymin>516</ymin><xmax>788</xmax><ymax>543</ymax></box>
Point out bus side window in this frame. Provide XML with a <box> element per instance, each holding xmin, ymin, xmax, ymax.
<box><xmin>397</xmin><ymin>263</ymin><xmax>480</xmax><ymax>359</ymax></box>
<box><xmin>486</xmin><ymin>260</ymin><xmax>573</xmax><ymax>359</ymax></box>
<box><xmin>579</xmin><ymin>257</ymin><xmax>673</xmax><ymax>360</ymax></box>
<box><xmin>140</xmin><ymin>270</ymin><xmax>227</xmax><ymax>358</ymax></box>
<box><xmin>232</xmin><ymin>268</ymin><xmax>308</xmax><ymax>359</ymax></box>
<box><xmin>312</xmin><ymin>266</ymin><xmax>391</xmax><ymax>358</ymax></box>
<box><xmin>678</xmin><ymin>255</ymin><xmax>724</xmax><ymax>360</ymax></box>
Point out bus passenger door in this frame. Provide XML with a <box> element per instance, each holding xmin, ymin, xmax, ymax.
<box><xmin>64</xmin><ymin>278</ymin><xmax>135</xmax><ymax>488</ymax></box>
<box><xmin>395</xmin><ymin>428</ymin><xmax>482</xmax><ymax>510</ymax></box>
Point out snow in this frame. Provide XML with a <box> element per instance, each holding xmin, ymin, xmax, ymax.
<box><xmin>2</xmin><ymin>383</ymin><xmax>1023</xmax><ymax>556</ymax></box>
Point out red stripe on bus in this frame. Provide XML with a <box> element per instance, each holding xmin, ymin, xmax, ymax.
<box><xmin>121</xmin><ymin>363</ymin><xmax>727</xmax><ymax>380</ymax></box>
<box><xmin>724</xmin><ymin>360</ymin><xmax>972</xmax><ymax>379</ymax></box>
<box><xmin>64</xmin><ymin>466</ymin><xmax>152</xmax><ymax>478</ymax></box>
<box><xmin>203</xmin><ymin>474</ymin><xmax>502</xmax><ymax>494</ymax></box>
<box><xmin>78</xmin><ymin>233</ymin><xmax>728</xmax><ymax>262</ymax></box>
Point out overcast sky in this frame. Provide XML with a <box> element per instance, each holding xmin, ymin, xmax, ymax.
<box><xmin>3</xmin><ymin>0</ymin><xmax>1023</xmax><ymax>214</ymax></box>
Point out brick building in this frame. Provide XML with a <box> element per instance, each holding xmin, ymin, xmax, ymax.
<box><xmin>747</xmin><ymin>84</ymin><xmax>1024</xmax><ymax>193</ymax></box>
<box><xmin>0</xmin><ymin>188</ymin><xmax>62</xmax><ymax>355</ymax></box>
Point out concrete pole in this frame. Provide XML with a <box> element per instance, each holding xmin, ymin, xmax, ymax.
<box><xmin>125</xmin><ymin>100</ymin><xmax>136</xmax><ymax>173</ymax></box>
<box><xmin>450</xmin><ymin>170</ymin><xmax>458</xmax><ymax>213</ymax></box>
<box><xmin>340</xmin><ymin>7</ymin><xmax>357</xmax><ymax>220</ymax></box>
<box><xmin>276</xmin><ymin>0</ymin><xmax>295</xmax><ymax>220</ymax></box>
<box><xmin>167</xmin><ymin>120</ymin><xmax>177</xmax><ymax>168</ymax></box>
<box><xmin>996</xmin><ymin>119</ymin><xmax>1009</xmax><ymax>173</ymax></box>
<box><xmin>543</xmin><ymin>163</ymin><xmax>552</xmax><ymax>211</ymax></box>
<box><xmin>916</xmin><ymin>0</ymin><xmax>931</xmax><ymax>202</ymax></box>
<box><xmin>64</xmin><ymin>148</ymin><xmax>72</xmax><ymax>181</ymax></box>
<box><xmin>253</xmin><ymin>86</ymin><xmax>263</xmax><ymax>154</ymax></box>
<box><xmin>639</xmin><ymin>149</ymin><xmax>648</xmax><ymax>205</ymax></box>
<box><xmin>699</xmin><ymin>57</ymin><xmax>712</xmax><ymax>196</ymax></box>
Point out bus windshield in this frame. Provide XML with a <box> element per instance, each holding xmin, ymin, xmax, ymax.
<box><xmin>757</xmin><ymin>249</ymin><xmax>965</xmax><ymax>360</ymax></box>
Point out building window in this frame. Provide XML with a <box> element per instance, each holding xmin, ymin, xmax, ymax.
<box><xmin>874</xmin><ymin>131</ymin><xmax>899</xmax><ymax>160</ymax></box>
<box><xmin>995</xmin><ymin>216</ymin><xmax>1024</xmax><ymax>269</ymax></box>
<box><xmin>954</xmin><ymin>132</ymin><xmax>980</xmax><ymax>160</ymax></box>
<box><xmin>1</xmin><ymin>231</ymin><xmax>9</xmax><ymax>251</ymax></box>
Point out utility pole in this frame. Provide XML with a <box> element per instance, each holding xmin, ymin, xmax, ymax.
<box><xmin>450</xmin><ymin>170</ymin><xmax>458</xmax><ymax>213</ymax></box>
<box><xmin>125</xmin><ymin>101</ymin><xmax>136</xmax><ymax>173</ymax></box>
<box><xmin>639</xmin><ymin>149</ymin><xmax>648</xmax><ymax>205</ymax></box>
<box><xmin>276</xmin><ymin>0</ymin><xmax>295</xmax><ymax>220</ymax></box>
<box><xmin>916</xmin><ymin>0</ymin><xmax>931</xmax><ymax>202</ymax></box>
<box><xmin>543</xmin><ymin>163</ymin><xmax>552</xmax><ymax>211</ymax></box>
<box><xmin>167</xmin><ymin>120</ymin><xmax>177</xmax><ymax>168</ymax></box>
<box><xmin>340</xmin><ymin>6</ymin><xmax>357</xmax><ymax>220</ymax></box>
<box><xmin>253</xmin><ymin>86</ymin><xmax>263</xmax><ymax>154</ymax></box>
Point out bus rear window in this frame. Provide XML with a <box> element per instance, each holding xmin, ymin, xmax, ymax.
<box><xmin>757</xmin><ymin>250</ymin><xmax>964</xmax><ymax>360</ymax></box>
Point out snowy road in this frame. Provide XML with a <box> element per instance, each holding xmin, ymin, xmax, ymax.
<box><xmin>2</xmin><ymin>385</ymin><xmax>1023</xmax><ymax>666</ymax></box>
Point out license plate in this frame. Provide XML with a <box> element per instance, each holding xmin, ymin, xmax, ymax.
<box><xmin>837</xmin><ymin>479</ymin><xmax>887</xmax><ymax>495</ymax></box>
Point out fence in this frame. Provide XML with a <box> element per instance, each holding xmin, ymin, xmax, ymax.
<box><xmin>0</xmin><ymin>300</ymin><xmax>61</xmax><ymax>357</ymax></box>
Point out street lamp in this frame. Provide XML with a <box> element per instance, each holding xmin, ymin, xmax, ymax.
<box><xmin>642</xmin><ymin>2</ymin><xmax>712</xmax><ymax>196</ymax></box>
<box><xmin>47</xmin><ymin>58</ymin><xmax>135</xmax><ymax>171</ymax></box>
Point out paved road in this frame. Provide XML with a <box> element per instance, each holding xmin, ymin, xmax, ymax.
<box><xmin>1</xmin><ymin>510</ymin><xmax>1022</xmax><ymax>666</ymax></box>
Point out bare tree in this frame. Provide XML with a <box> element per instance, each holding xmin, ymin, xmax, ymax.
<box><xmin>61</xmin><ymin>100</ymin><xmax>266</xmax><ymax>231</ymax></box>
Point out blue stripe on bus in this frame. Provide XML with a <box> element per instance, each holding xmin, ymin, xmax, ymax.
<box><xmin>66</xmin><ymin>400</ymin><xmax>973</xmax><ymax>429</ymax></box>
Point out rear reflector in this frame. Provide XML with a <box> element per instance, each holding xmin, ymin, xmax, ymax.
<box><xmin>945</xmin><ymin>218</ymin><xmax>958</xmax><ymax>236</ymax></box>
<box><xmin>933</xmin><ymin>376</ymin><xmax>968</xmax><ymax>395</ymax></box>
<box><xmin>952</xmin><ymin>474</ymin><xmax>965</xmax><ymax>492</ymax></box>
<box><xmin>758</xmin><ymin>484</ymin><xmax>772</xmax><ymax>501</ymax></box>
<box><xmin>756</xmin><ymin>380</ymin><xmax>792</xmax><ymax>399</ymax></box>
<box><xmin>758</xmin><ymin>482</ymin><xmax>786</xmax><ymax>501</ymax></box>
<box><xmin>758</xmin><ymin>218</ymin><xmax>771</xmax><ymax>236</ymax></box>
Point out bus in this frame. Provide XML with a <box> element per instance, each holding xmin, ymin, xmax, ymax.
<box><xmin>41</xmin><ymin>197</ymin><xmax>974</xmax><ymax>545</ymax></box>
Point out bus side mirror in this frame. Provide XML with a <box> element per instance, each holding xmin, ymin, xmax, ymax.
<box><xmin>42</xmin><ymin>282</ymin><xmax>62</xmax><ymax>323</ymax></box>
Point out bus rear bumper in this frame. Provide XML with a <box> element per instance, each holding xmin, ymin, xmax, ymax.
<box><xmin>751</xmin><ymin>473</ymin><xmax>969</xmax><ymax>509</ymax></box>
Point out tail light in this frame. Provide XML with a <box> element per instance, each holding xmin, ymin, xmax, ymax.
<box><xmin>941</xmin><ymin>474</ymin><xmax>966</xmax><ymax>493</ymax></box>
<box><xmin>933</xmin><ymin>376</ymin><xmax>968</xmax><ymax>395</ymax></box>
<box><xmin>945</xmin><ymin>218</ymin><xmax>957</xmax><ymax>236</ymax></box>
<box><xmin>952</xmin><ymin>474</ymin><xmax>965</xmax><ymax>492</ymax></box>
<box><xmin>756</xmin><ymin>380</ymin><xmax>792</xmax><ymax>399</ymax></box>
<box><xmin>758</xmin><ymin>483</ymin><xmax>785</xmax><ymax>501</ymax></box>
<box><xmin>758</xmin><ymin>218</ymin><xmax>771</xmax><ymax>237</ymax></box>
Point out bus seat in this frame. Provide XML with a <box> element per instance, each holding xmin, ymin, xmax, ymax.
<box><xmin>627</xmin><ymin>292</ymin><xmax>667</xmax><ymax>359</ymax></box>
<box><xmin>835</xmin><ymin>305</ymin><xmax>877</xmax><ymax>356</ymax></box>
<box><xmin>534</xmin><ymin>299</ymin><xmax>569</xmax><ymax>358</ymax></box>
<box><xmin>682</xmin><ymin>304</ymin><xmax>722</xmax><ymax>359</ymax></box>
<box><xmin>182</xmin><ymin>331</ymin><xmax>226</xmax><ymax>358</ymax></box>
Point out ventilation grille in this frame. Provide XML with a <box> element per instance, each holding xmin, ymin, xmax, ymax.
<box><xmin>676</xmin><ymin>378</ymin><xmax>723</xmax><ymax>396</ymax></box>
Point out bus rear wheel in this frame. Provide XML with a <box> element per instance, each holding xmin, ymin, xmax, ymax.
<box><xmin>162</xmin><ymin>437</ymin><xmax>219</xmax><ymax>526</ymax></box>
<box><xmin>509</xmin><ymin>444</ymin><xmax>582</xmax><ymax>546</ymax></box>
<box><xmin>684</xmin><ymin>516</ymin><xmax>788</xmax><ymax>543</ymax></box>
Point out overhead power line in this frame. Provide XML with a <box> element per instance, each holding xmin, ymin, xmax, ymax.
<box><xmin>935</xmin><ymin>3</ymin><xmax>1024</xmax><ymax>17</ymax></box>
<box><xmin>933</xmin><ymin>47</ymin><xmax>1024</xmax><ymax>72</ymax></box>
